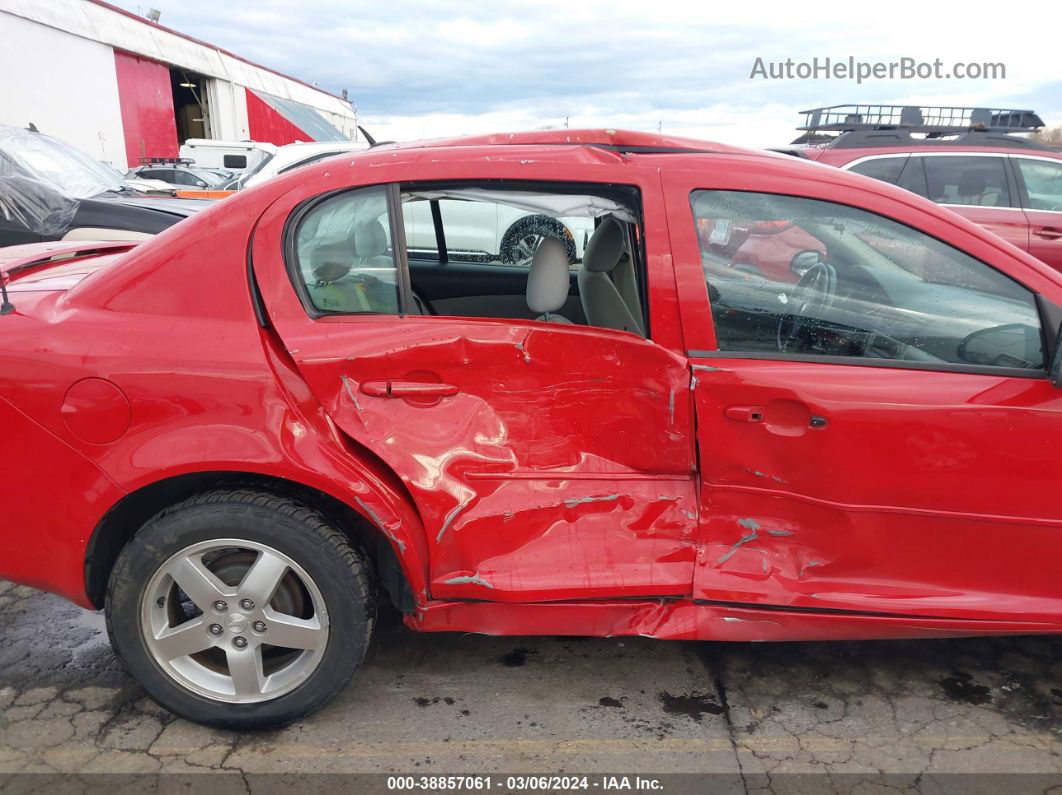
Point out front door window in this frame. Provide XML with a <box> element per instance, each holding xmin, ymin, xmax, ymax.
<box><xmin>1015</xmin><ymin>158</ymin><xmax>1062</xmax><ymax>212</ymax></box>
<box><xmin>691</xmin><ymin>190</ymin><xmax>1043</xmax><ymax>371</ymax></box>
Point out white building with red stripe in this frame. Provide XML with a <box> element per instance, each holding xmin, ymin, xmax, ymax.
<box><xmin>0</xmin><ymin>0</ymin><xmax>358</xmax><ymax>167</ymax></box>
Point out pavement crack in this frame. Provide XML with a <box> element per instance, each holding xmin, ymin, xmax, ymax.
<box><xmin>691</xmin><ymin>642</ymin><xmax>749</xmax><ymax>794</ymax></box>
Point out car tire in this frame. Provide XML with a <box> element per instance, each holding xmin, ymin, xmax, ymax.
<box><xmin>499</xmin><ymin>215</ymin><xmax>577</xmax><ymax>264</ymax></box>
<box><xmin>105</xmin><ymin>488</ymin><xmax>375</xmax><ymax>729</ymax></box>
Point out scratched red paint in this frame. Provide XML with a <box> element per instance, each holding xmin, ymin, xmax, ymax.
<box><xmin>2</xmin><ymin>129</ymin><xmax>1062</xmax><ymax>644</ymax></box>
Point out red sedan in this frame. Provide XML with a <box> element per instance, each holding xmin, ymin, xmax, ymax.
<box><xmin>2</xmin><ymin>129</ymin><xmax>1061</xmax><ymax>728</ymax></box>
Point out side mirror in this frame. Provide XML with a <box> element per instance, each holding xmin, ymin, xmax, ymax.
<box><xmin>196</xmin><ymin>180</ymin><xmax>207</xmax><ymax>188</ymax></box>
<box><xmin>790</xmin><ymin>250</ymin><xmax>822</xmax><ymax>278</ymax></box>
<box><xmin>957</xmin><ymin>323</ymin><xmax>1042</xmax><ymax>370</ymax></box>
<box><xmin>1051</xmin><ymin>322</ymin><xmax>1062</xmax><ymax>387</ymax></box>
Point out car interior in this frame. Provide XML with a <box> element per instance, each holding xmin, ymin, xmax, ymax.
<box><xmin>696</xmin><ymin>191</ymin><xmax>1044</xmax><ymax>369</ymax></box>
<box><xmin>924</xmin><ymin>157</ymin><xmax>1011</xmax><ymax>207</ymax></box>
<box><xmin>290</xmin><ymin>182</ymin><xmax>650</xmax><ymax>337</ymax></box>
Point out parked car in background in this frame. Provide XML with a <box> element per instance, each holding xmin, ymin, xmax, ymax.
<box><xmin>780</xmin><ymin>105</ymin><xmax>1062</xmax><ymax>272</ymax></box>
<box><xmin>126</xmin><ymin>161</ymin><xmax>230</xmax><ymax>192</ymax></box>
<box><xmin>179</xmin><ymin>138</ymin><xmax>276</xmax><ymax>172</ymax></box>
<box><xmin>0</xmin><ymin>125</ymin><xmax>209</xmax><ymax>246</ymax></box>
<box><xmin>201</xmin><ymin>167</ymin><xmax>235</xmax><ymax>183</ymax></box>
<box><xmin>223</xmin><ymin>140</ymin><xmax>369</xmax><ymax>190</ymax></box>
<box><xmin>4</xmin><ymin>129</ymin><xmax>1062</xmax><ymax>729</ymax></box>
<box><xmin>98</xmin><ymin>162</ymin><xmax>175</xmax><ymax>196</ymax></box>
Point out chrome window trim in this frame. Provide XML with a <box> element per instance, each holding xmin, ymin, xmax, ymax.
<box><xmin>841</xmin><ymin>152</ymin><xmax>1010</xmax><ymax>170</ymax></box>
<box><xmin>1009</xmin><ymin>153</ymin><xmax>1062</xmax><ymax>167</ymax></box>
<box><xmin>939</xmin><ymin>203</ymin><xmax>1026</xmax><ymax>213</ymax></box>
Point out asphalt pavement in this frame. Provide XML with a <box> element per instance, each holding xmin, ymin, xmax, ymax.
<box><xmin>1</xmin><ymin>579</ymin><xmax>1061</xmax><ymax>793</ymax></box>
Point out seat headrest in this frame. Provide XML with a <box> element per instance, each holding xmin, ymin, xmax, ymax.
<box><xmin>582</xmin><ymin>216</ymin><xmax>626</xmax><ymax>273</ymax></box>
<box><xmin>354</xmin><ymin>219</ymin><xmax>388</xmax><ymax>259</ymax></box>
<box><xmin>526</xmin><ymin>237</ymin><xmax>571</xmax><ymax>315</ymax></box>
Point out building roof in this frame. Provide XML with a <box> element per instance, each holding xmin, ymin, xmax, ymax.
<box><xmin>0</xmin><ymin>0</ymin><xmax>354</xmax><ymax>117</ymax></box>
<box><xmin>87</xmin><ymin>0</ymin><xmax>348</xmax><ymax>103</ymax></box>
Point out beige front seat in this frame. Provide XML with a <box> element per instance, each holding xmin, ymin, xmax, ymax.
<box><xmin>526</xmin><ymin>237</ymin><xmax>573</xmax><ymax>323</ymax></box>
<box><xmin>578</xmin><ymin>217</ymin><xmax>644</xmax><ymax>335</ymax></box>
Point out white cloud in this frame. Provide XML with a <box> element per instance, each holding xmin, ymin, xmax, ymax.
<box><xmin>111</xmin><ymin>0</ymin><xmax>1062</xmax><ymax>145</ymax></box>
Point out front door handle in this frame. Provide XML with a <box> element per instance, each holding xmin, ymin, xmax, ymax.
<box><xmin>725</xmin><ymin>402</ymin><xmax>828</xmax><ymax>433</ymax></box>
<box><xmin>359</xmin><ymin>380</ymin><xmax>459</xmax><ymax>398</ymax></box>
<box><xmin>1034</xmin><ymin>227</ymin><xmax>1062</xmax><ymax>240</ymax></box>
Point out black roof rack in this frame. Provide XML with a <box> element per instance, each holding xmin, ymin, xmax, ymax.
<box><xmin>789</xmin><ymin>132</ymin><xmax>835</xmax><ymax>146</ymax></box>
<box><xmin>800</xmin><ymin>104</ymin><xmax>1044</xmax><ymax>134</ymax></box>
<box><xmin>805</xmin><ymin>129</ymin><xmax>1053</xmax><ymax>151</ymax></box>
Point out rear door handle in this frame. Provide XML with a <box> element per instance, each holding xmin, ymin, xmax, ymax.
<box><xmin>724</xmin><ymin>405</ymin><xmax>764</xmax><ymax>423</ymax></box>
<box><xmin>359</xmin><ymin>380</ymin><xmax>390</xmax><ymax>397</ymax></box>
<box><xmin>359</xmin><ymin>380</ymin><xmax>459</xmax><ymax>398</ymax></box>
<box><xmin>389</xmin><ymin>381</ymin><xmax>459</xmax><ymax>397</ymax></box>
<box><xmin>1034</xmin><ymin>227</ymin><xmax>1062</xmax><ymax>240</ymax></box>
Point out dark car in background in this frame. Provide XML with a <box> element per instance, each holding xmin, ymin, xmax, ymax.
<box><xmin>0</xmin><ymin>125</ymin><xmax>209</xmax><ymax>247</ymax></box>
<box><xmin>779</xmin><ymin>105</ymin><xmax>1062</xmax><ymax>272</ymax></box>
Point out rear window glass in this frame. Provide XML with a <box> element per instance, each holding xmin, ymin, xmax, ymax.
<box><xmin>400</xmin><ymin>189</ymin><xmax>629</xmax><ymax>267</ymax></box>
<box><xmin>849</xmin><ymin>157</ymin><xmax>907</xmax><ymax>184</ymax></box>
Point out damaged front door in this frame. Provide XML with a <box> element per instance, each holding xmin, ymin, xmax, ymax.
<box><xmin>667</xmin><ymin>179</ymin><xmax>1062</xmax><ymax>623</ymax></box>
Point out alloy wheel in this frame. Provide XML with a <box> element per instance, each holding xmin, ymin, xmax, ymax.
<box><xmin>139</xmin><ymin>539</ymin><xmax>329</xmax><ymax>703</ymax></box>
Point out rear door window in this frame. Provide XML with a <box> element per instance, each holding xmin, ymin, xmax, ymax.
<box><xmin>401</xmin><ymin>191</ymin><xmax>594</xmax><ymax>266</ymax></box>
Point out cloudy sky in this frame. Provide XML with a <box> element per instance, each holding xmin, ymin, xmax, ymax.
<box><xmin>113</xmin><ymin>0</ymin><xmax>1061</xmax><ymax>146</ymax></box>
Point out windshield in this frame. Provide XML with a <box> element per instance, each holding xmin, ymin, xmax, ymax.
<box><xmin>232</xmin><ymin>149</ymin><xmax>275</xmax><ymax>189</ymax></box>
<box><xmin>188</xmin><ymin>168</ymin><xmax>227</xmax><ymax>187</ymax></box>
<box><xmin>0</xmin><ymin>126</ymin><xmax>126</xmax><ymax>198</ymax></box>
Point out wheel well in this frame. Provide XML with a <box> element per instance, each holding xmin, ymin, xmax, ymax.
<box><xmin>84</xmin><ymin>471</ymin><xmax>416</xmax><ymax>613</ymax></box>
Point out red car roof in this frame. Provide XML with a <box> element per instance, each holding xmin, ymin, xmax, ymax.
<box><xmin>382</xmin><ymin>128</ymin><xmax>761</xmax><ymax>157</ymax></box>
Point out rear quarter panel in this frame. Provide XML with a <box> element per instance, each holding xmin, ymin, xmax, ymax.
<box><xmin>0</xmin><ymin>192</ymin><xmax>429</xmax><ymax>605</ymax></box>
